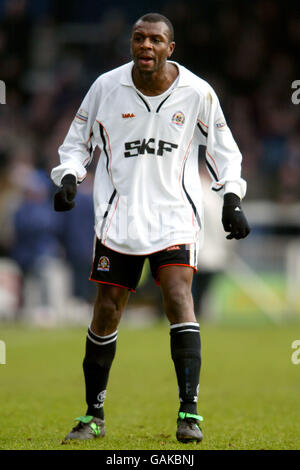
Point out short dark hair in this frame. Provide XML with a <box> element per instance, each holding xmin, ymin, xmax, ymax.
<box><xmin>133</xmin><ymin>13</ymin><xmax>174</xmax><ymax>42</ymax></box>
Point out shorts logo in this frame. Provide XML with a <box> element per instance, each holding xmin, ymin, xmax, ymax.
<box><xmin>97</xmin><ymin>256</ymin><xmax>110</xmax><ymax>272</ymax></box>
<box><xmin>172</xmin><ymin>111</ymin><xmax>185</xmax><ymax>126</ymax></box>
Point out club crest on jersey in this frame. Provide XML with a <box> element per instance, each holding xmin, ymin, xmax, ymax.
<box><xmin>172</xmin><ymin>111</ymin><xmax>185</xmax><ymax>126</ymax></box>
<box><xmin>97</xmin><ymin>256</ymin><xmax>110</xmax><ymax>272</ymax></box>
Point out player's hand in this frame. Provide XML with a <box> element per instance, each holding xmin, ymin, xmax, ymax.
<box><xmin>54</xmin><ymin>174</ymin><xmax>77</xmax><ymax>211</ymax></box>
<box><xmin>222</xmin><ymin>193</ymin><xmax>250</xmax><ymax>240</ymax></box>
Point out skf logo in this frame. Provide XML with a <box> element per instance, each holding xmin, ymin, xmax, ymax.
<box><xmin>122</xmin><ymin>113</ymin><xmax>135</xmax><ymax>118</ymax></box>
<box><xmin>124</xmin><ymin>138</ymin><xmax>178</xmax><ymax>157</ymax></box>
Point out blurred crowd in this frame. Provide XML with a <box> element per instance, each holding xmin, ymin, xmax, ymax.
<box><xmin>0</xmin><ymin>0</ymin><xmax>299</xmax><ymax>321</ymax></box>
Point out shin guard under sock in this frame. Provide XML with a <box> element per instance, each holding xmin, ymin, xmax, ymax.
<box><xmin>83</xmin><ymin>327</ymin><xmax>117</xmax><ymax>419</ymax></box>
<box><xmin>170</xmin><ymin>322</ymin><xmax>201</xmax><ymax>415</ymax></box>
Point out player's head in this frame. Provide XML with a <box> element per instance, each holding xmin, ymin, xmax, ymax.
<box><xmin>131</xmin><ymin>13</ymin><xmax>175</xmax><ymax>74</ymax></box>
<box><xmin>133</xmin><ymin>13</ymin><xmax>174</xmax><ymax>42</ymax></box>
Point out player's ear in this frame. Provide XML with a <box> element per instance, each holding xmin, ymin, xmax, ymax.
<box><xmin>168</xmin><ymin>41</ymin><xmax>175</xmax><ymax>58</ymax></box>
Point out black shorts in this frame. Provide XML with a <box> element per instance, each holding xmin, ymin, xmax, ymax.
<box><xmin>89</xmin><ymin>239</ymin><xmax>198</xmax><ymax>292</ymax></box>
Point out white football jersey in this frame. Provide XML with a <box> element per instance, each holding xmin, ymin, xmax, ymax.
<box><xmin>51</xmin><ymin>61</ymin><xmax>247</xmax><ymax>255</ymax></box>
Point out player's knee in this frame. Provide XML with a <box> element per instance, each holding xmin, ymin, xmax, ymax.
<box><xmin>163</xmin><ymin>281</ymin><xmax>192</xmax><ymax>313</ymax></box>
<box><xmin>92</xmin><ymin>298</ymin><xmax>122</xmax><ymax>335</ymax></box>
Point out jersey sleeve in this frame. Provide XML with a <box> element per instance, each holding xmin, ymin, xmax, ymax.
<box><xmin>50</xmin><ymin>78</ymin><xmax>101</xmax><ymax>187</ymax></box>
<box><xmin>197</xmin><ymin>86</ymin><xmax>247</xmax><ymax>199</ymax></box>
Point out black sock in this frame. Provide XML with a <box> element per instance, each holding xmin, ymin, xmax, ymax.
<box><xmin>170</xmin><ymin>322</ymin><xmax>201</xmax><ymax>416</ymax></box>
<box><xmin>82</xmin><ymin>327</ymin><xmax>117</xmax><ymax>419</ymax></box>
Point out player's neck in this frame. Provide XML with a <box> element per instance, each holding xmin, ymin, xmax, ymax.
<box><xmin>132</xmin><ymin>62</ymin><xmax>178</xmax><ymax>96</ymax></box>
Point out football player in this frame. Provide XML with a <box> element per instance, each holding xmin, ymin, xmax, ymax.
<box><xmin>52</xmin><ymin>13</ymin><xmax>250</xmax><ymax>443</ymax></box>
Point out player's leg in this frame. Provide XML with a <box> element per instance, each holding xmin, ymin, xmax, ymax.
<box><xmin>83</xmin><ymin>239</ymin><xmax>144</xmax><ymax>420</ymax></box>
<box><xmin>159</xmin><ymin>265</ymin><xmax>201</xmax><ymax>412</ymax></box>
<box><xmin>63</xmin><ymin>283</ymin><xmax>129</xmax><ymax>442</ymax></box>
<box><xmin>159</xmin><ymin>265</ymin><xmax>203</xmax><ymax>442</ymax></box>
<box><xmin>149</xmin><ymin>244</ymin><xmax>202</xmax><ymax>442</ymax></box>
<box><xmin>83</xmin><ymin>283</ymin><xmax>129</xmax><ymax>419</ymax></box>
<box><xmin>63</xmin><ymin>239</ymin><xmax>144</xmax><ymax>441</ymax></box>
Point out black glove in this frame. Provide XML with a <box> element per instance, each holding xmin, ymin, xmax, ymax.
<box><xmin>54</xmin><ymin>174</ymin><xmax>77</xmax><ymax>212</ymax></box>
<box><xmin>222</xmin><ymin>193</ymin><xmax>250</xmax><ymax>240</ymax></box>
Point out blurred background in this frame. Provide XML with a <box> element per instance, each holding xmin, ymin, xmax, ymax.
<box><xmin>0</xmin><ymin>0</ymin><xmax>300</xmax><ymax>327</ymax></box>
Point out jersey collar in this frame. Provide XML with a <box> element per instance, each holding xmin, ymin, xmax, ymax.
<box><xmin>120</xmin><ymin>61</ymin><xmax>191</xmax><ymax>88</ymax></box>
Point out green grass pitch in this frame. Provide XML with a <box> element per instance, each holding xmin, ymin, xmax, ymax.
<box><xmin>0</xmin><ymin>321</ymin><xmax>300</xmax><ymax>450</ymax></box>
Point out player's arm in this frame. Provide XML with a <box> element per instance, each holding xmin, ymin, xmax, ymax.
<box><xmin>198</xmin><ymin>87</ymin><xmax>250</xmax><ymax>239</ymax></box>
<box><xmin>51</xmin><ymin>78</ymin><xmax>101</xmax><ymax>211</ymax></box>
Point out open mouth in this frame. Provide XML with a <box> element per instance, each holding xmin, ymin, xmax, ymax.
<box><xmin>138</xmin><ymin>57</ymin><xmax>154</xmax><ymax>65</ymax></box>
